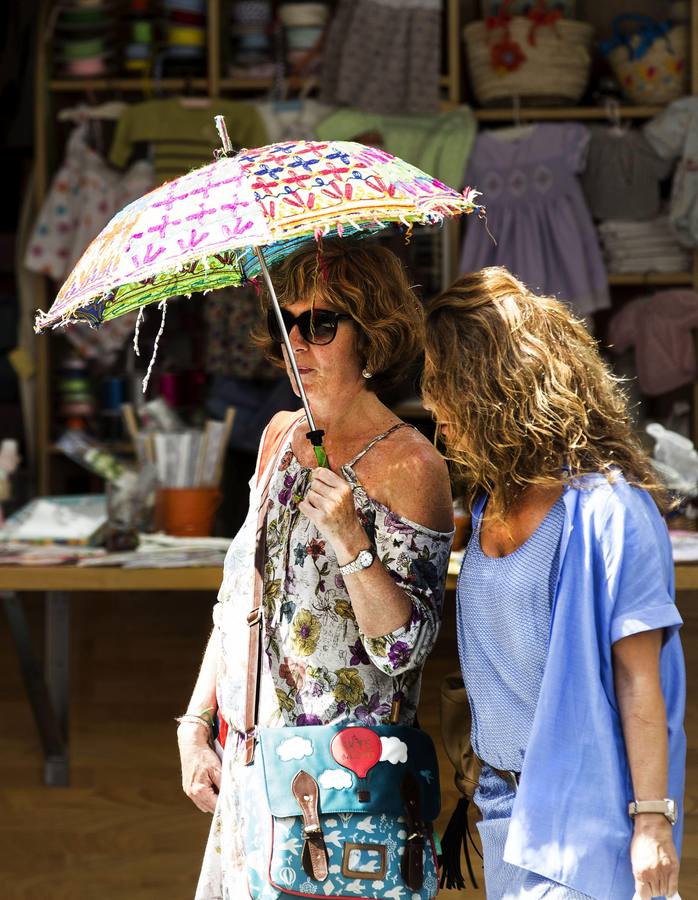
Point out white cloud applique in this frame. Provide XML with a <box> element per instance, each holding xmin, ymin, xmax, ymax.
<box><xmin>276</xmin><ymin>736</ymin><xmax>313</xmax><ymax>761</ymax></box>
<box><xmin>318</xmin><ymin>768</ymin><xmax>353</xmax><ymax>790</ymax></box>
<box><xmin>379</xmin><ymin>736</ymin><xmax>408</xmax><ymax>764</ymax></box>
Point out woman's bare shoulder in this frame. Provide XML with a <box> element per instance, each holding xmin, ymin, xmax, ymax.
<box><xmin>355</xmin><ymin>425</ymin><xmax>454</xmax><ymax>533</ymax></box>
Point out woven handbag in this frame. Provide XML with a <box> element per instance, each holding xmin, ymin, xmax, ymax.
<box><xmin>601</xmin><ymin>14</ymin><xmax>688</xmax><ymax>105</ymax></box>
<box><xmin>464</xmin><ymin>14</ymin><xmax>593</xmax><ymax>106</ymax></box>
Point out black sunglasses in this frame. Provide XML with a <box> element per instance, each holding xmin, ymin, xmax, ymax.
<box><xmin>267</xmin><ymin>308</ymin><xmax>352</xmax><ymax>346</ymax></box>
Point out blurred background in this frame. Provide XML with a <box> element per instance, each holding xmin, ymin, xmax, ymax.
<box><xmin>1</xmin><ymin>1</ymin><xmax>697</xmax><ymax>897</ymax></box>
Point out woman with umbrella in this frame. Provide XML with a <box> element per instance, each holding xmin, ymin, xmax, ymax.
<box><xmin>422</xmin><ymin>266</ymin><xmax>685</xmax><ymax>900</ymax></box>
<box><xmin>177</xmin><ymin>239</ymin><xmax>454</xmax><ymax>897</ymax></box>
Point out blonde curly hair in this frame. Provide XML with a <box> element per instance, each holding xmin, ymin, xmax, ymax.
<box><xmin>422</xmin><ymin>267</ymin><xmax>667</xmax><ymax>516</ymax></box>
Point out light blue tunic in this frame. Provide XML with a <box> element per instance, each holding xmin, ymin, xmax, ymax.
<box><xmin>458</xmin><ymin>474</ymin><xmax>686</xmax><ymax>899</ymax></box>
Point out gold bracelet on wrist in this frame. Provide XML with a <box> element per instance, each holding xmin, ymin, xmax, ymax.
<box><xmin>175</xmin><ymin>713</ymin><xmax>214</xmax><ymax>730</ymax></box>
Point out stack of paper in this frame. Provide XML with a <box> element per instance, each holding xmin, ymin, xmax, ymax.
<box><xmin>0</xmin><ymin>495</ymin><xmax>108</xmax><ymax>546</ymax></box>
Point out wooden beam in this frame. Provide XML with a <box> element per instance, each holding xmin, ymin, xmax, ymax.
<box><xmin>447</xmin><ymin>0</ymin><xmax>460</xmax><ymax>106</ymax></box>
<box><xmin>35</xmin><ymin>2</ymin><xmax>51</xmax><ymax>495</ymax></box>
<box><xmin>207</xmin><ymin>0</ymin><xmax>220</xmax><ymax>98</ymax></box>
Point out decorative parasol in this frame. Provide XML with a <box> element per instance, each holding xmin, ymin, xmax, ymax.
<box><xmin>36</xmin><ymin>118</ymin><xmax>483</xmax><ymax>465</ymax></box>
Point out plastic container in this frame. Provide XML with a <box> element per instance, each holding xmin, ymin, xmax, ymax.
<box><xmin>157</xmin><ymin>487</ymin><xmax>220</xmax><ymax>537</ymax></box>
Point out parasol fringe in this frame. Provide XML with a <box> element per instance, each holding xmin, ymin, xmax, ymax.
<box><xmin>141</xmin><ymin>299</ymin><xmax>167</xmax><ymax>393</ymax></box>
<box><xmin>133</xmin><ymin>306</ymin><xmax>145</xmax><ymax>357</ymax></box>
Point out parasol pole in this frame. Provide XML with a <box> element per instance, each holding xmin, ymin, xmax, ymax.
<box><xmin>253</xmin><ymin>247</ymin><xmax>329</xmax><ymax>468</ymax></box>
<box><xmin>213</xmin><ymin>118</ymin><xmax>328</xmax><ymax>467</ymax></box>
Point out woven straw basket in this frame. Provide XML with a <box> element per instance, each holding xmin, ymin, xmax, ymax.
<box><xmin>606</xmin><ymin>21</ymin><xmax>687</xmax><ymax>105</ymax></box>
<box><xmin>464</xmin><ymin>17</ymin><xmax>593</xmax><ymax>106</ymax></box>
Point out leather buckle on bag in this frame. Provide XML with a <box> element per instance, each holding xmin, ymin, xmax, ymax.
<box><xmin>247</xmin><ymin>607</ymin><xmax>261</xmax><ymax>626</ymax></box>
<box><xmin>292</xmin><ymin>771</ymin><xmax>329</xmax><ymax>882</ymax></box>
<box><xmin>243</xmin><ymin>731</ymin><xmax>256</xmax><ymax>766</ymax></box>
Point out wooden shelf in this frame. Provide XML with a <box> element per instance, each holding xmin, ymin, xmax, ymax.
<box><xmin>49</xmin><ymin>78</ymin><xmax>209</xmax><ymax>92</ymax></box>
<box><xmin>608</xmin><ymin>273</ymin><xmax>695</xmax><ymax>286</ymax></box>
<box><xmin>49</xmin><ymin>71</ymin><xmax>453</xmax><ymax>96</ymax></box>
<box><xmin>219</xmin><ymin>76</ymin><xmax>319</xmax><ymax>92</ymax></box>
<box><xmin>474</xmin><ymin>105</ymin><xmax>663</xmax><ymax>122</ymax></box>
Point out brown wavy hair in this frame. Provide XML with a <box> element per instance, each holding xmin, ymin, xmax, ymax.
<box><xmin>252</xmin><ymin>239</ymin><xmax>424</xmax><ymax>392</ymax></box>
<box><xmin>422</xmin><ymin>267</ymin><xmax>668</xmax><ymax>516</ymax></box>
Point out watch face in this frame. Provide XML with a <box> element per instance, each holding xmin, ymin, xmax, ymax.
<box><xmin>358</xmin><ymin>550</ymin><xmax>374</xmax><ymax>568</ymax></box>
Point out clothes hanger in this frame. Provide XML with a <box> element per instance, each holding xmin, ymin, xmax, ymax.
<box><xmin>57</xmin><ymin>101</ymin><xmax>127</xmax><ymax>123</ymax></box>
<box><xmin>490</xmin><ymin>95</ymin><xmax>536</xmax><ymax>142</ymax></box>
<box><xmin>604</xmin><ymin>97</ymin><xmax>627</xmax><ymax>137</ymax></box>
<box><xmin>58</xmin><ymin>101</ymin><xmax>128</xmax><ymax>156</ymax></box>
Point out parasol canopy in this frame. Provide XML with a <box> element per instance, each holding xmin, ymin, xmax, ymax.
<box><xmin>35</xmin><ymin>136</ymin><xmax>482</xmax><ymax>331</ymax></box>
<box><xmin>35</xmin><ymin>126</ymin><xmax>483</xmax><ymax>465</ymax></box>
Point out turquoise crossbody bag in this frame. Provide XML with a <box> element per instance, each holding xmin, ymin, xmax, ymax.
<box><xmin>245</xmin><ymin>723</ymin><xmax>441</xmax><ymax>898</ymax></box>
<box><xmin>238</xmin><ymin>415</ymin><xmax>441</xmax><ymax>898</ymax></box>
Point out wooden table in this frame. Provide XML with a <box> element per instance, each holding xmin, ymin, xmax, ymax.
<box><xmin>0</xmin><ymin>566</ymin><xmax>221</xmax><ymax>787</ymax></box>
<box><xmin>3</xmin><ymin>559</ymin><xmax>698</xmax><ymax>786</ymax></box>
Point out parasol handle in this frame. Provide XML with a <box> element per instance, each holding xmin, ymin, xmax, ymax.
<box><xmin>308</xmin><ymin>432</ymin><xmax>329</xmax><ymax>468</ymax></box>
<box><xmin>253</xmin><ymin>247</ymin><xmax>330</xmax><ymax>468</ymax></box>
<box><xmin>214</xmin><ymin>115</ymin><xmax>234</xmax><ymax>156</ymax></box>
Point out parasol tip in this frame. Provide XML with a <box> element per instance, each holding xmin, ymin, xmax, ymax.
<box><xmin>215</xmin><ymin>115</ymin><xmax>234</xmax><ymax>156</ymax></box>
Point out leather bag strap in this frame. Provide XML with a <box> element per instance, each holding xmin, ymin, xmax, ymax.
<box><xmin>401</xmin><ymin>772</ymin><xmax>425</xmax><ymax>891</ymax></box>
<box><xmin>243</xmin><ymin>411</ymin><xmax>304</xmax><ymax>766</ymax></box>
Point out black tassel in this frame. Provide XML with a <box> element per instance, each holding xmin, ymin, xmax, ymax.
<box><xmin>439</xmin><ymin>796</ymin><xmax>483</xmax><ymax>890</ymax></box>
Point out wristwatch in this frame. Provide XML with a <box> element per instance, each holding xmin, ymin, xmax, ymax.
<box><xmin>628</xmin><ymin>799</ymin><xmax>678</xmax><ymax>825</ymax></box>
<box><xmin>339</xmin><ymin>548</ymin><xmax>375</xmax><ymax>576</ymax></box>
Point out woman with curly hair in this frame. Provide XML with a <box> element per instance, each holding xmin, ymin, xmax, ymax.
<box><xmin>422</xmin><ymin>267</ymin><xmax>685</xmax><ymax>900</ymax></box>
<box><xmin>178</xmin><ymin>240</ymin><xmax>454</xmax><ymax>898</ymax></box>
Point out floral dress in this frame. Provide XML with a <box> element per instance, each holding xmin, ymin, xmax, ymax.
<box><xmin>195</xmin><ymin>423</ymin><xmax>453</xmax><ymax>899</ymax></box>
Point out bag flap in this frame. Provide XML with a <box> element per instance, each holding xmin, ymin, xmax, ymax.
<box><xmin>257</xmin><ymin>724</ymin><xmax>440</xmax><ymax>821</ymax></box>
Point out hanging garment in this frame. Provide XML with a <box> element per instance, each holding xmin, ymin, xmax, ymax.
<box><xmin>320</xmin><ymin>0</ymin><xmax>441</xmax><ymax>115</ymax></box>
<box><xmin>24</xmin><ymin>126</ymin><xmax>154</xmax><ymax>366</ymax></box>
<box><xmin>24</xmin><ymin>125</ymin><xmax>155</xmax><ymax>283</ymax></box>
<box><xmin>315</xmin><ymin>105</ymin><xmax>477</xmax><ymax>190</ymax></box>
<box><xmin>254</xmin><ymin>98</ymin><xmax>335</xmax><ymax>143</ymax></box>
<box><xmin>608</xmin><ymin>289</ymin><xmax>698</xmax><ymax>396</ymax></box>
<box><xmin>459</xmin><ymin>124</ymin><xmax>610</xmax><ymax>319</ymax></box>
<box><xmin>644</xmin><ymin>97</ymin><xmax>698</xmax><ymax>247</ymax></box>
<box><xmin>109</xmin><ymin>97</ymin><xmax>268</xmax><ymax>182</ymax></box>
<box><xmin>203</xmin><ymin>284</ymin><xmax>277</xmax><ymax>381</ymax></box>
<box><xmin>580</xmin><ymin>125</ymin><xmax>672</xmax><ymax>221</ymax></box>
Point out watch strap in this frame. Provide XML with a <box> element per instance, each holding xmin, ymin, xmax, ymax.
<box><xmin>628</xmin><ymin>799</ymin><xmax>677</xmax><ymax>824</ymax></box>
<box><xmin>339</xmin><ymin>548</ymin><xmax>373</xmax><ymax>576</ymax></box>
